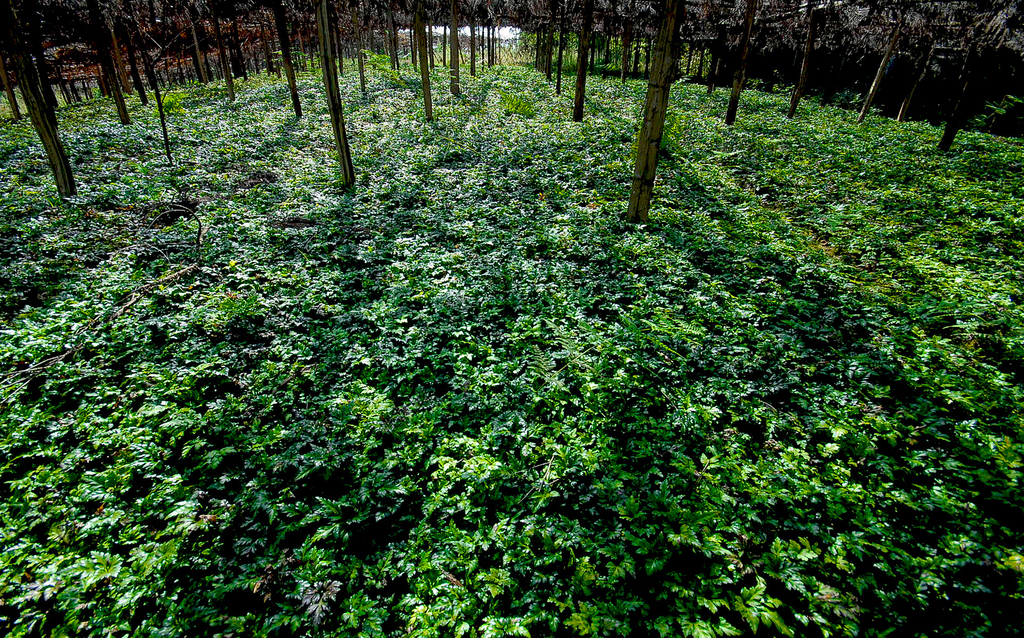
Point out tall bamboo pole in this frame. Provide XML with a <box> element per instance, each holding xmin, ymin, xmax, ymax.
<box><xmin>0</xmin><ymin>53</ymin><xmax>22</xmax><ymax>120</ymax></box>
<box><xmin>316</xmin><ymin>0</ymin><xmax>356</xmax><ymax>184</ymax></box>
<box><xmin>858</xmin><ymin>24</ymin><xmax>901</xmax><ymax>123</ymax></box>
<box><xmin>211</xmin><ymin>8</ymin><xmax>235</xmax><ymax>101</ymax></box>
<box><xmin>0</xmin><ymin>0</ymin><xmax>75</xmax><ymax>195</ymax></box>
<box><xmin>449</xmin><ymin>0</ymin><xmax>461</xmax><ymax>95</ymax></box>
<box><xmin>86</xmin><ymin>0</ymin><xmax>130</xmax><ymax>123</ymax></box>
<box><xmin>416</xmin><ymin>0</ymin><xmax>433</xmax><ymax>121</ymax></box>
<box><xmin>787</xmin><ymin>9</ymin><xmax>817</xmax><ymax>119</ymax></box>
<box><xmin>725</xmin><ymin>0</ymin><xmax>758</xmax><ymax>125</ymax></box>
<box><xmin>274</xmin><ymin>0</ymin><xmax>301</xmax><ymax>117</ymax></box>
<box><xmin>626</xmin><ymin>0</ymin><xmax>682</xmax><ymax>223</ymax></box>
<box><xmin>572</xmin><ymin>0</ymin><xmax>595</xmax><ymax>122</ymax></box>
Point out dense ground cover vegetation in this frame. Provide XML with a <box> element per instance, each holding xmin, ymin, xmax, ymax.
<box><xmin>1</xmin><ymin>65</ymin><xmax>1022</xmax><ymax>637</ymax></box>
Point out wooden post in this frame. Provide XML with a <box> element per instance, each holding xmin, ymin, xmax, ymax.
<box><xmin>626</xmin><ymin>0</ymin><xmax>682</xmax><ymax>223</ymax></box>
<box><xmin>353</xmin><ymin>4</ymin><xmax>366</xmax><ymax>93</ymax></box>
<box><xmin>308</xmin><ymin>23</ymin><xmax>316</xmax><ymax>70</ymax></box>
<box><xmin>0</xmin><ymin>0</ymin><xmax>75</xmax><ymax>196</ymax></box>
<box><xmin>428</xmin><ymin>24</ymin><xmax>435</xmax><ymax>69</ymax></box>
<box><xmin>535</xmin><ymin>28</ymin><xmax>542</xmax><ymax>70</ymax></box>
<box><xmin>572</xmin><ymin>0</ymin><xmax>594</xmax><ymax>122</ymax></box>
<box><xmin>230</xmin><ymin>17</ymin><xmax>248</xmax><ymax>80</ymax></box>
<box><xmin>725</xmin><ymin>0</ymin><xmax>758</xmax><ymax>125</ymax></box>
<box><xmin>86</xmin><ymin>0</ymin><xmax>130</xmax><ymax>124</ymax></box>
<box><xmin>589</xmin><ymin>30</ymin><xmax>596</xmax><ymax>71</ymax></box>
<box><xmin>621</xmin><ymin>21</ymin><xmax>632</xmax><ymax>83</ymax></box>
<box><xmin>470</xmin><ymin>18</ymin><xmax>476</xmax><ymax>77</ymax></box>
<box><xmin>336</xmin><ymin>16</ymin><xmax>344</xmax><ymax>77</ymax></box>
<box><xmin>555</xmin><ymin>11</ymin><xmax>566</xmax><ymax>95</ymax></box>
<box><xmin>898</xmin><ymin>42</ymin><xmax>933</xmax><ymax>122</ymax></box>
<box><xmin>274</xmin><ymin>0</ymin><xmax>300</xmax><ymax>116</ymax></box>
<box><xmin>1</xmin><ymin>53</ymin><xmax>22</xmax><ymax>119</ymax></box>
<box><xmin>211</xmin><ymin>8</ymin><xmax>235</xmax><ymax>101</ymax></box>
<box><xmin>68</xmin><ymin>75</ymin><xmax>80</xmax><ymax>102</ymax></box>
<box><xmin>316</xmin><ymin>0</ymin><xmax>356</xmax><ymax>185</ymax></box>
<box><xmin>707</xmin><ymin>42</ymin><xmax>719</xmax><ymax>92</ymax></box>
<box><xmin>387</xmin><ymin>6</ymin><xmax>399</xmax><ymax>70</ymax></box>
<box><xmin>787</xmin><ymin>9</ymin><xmax>817</xmax><ymax>119</ymax></box>
<box><xmin>487</xmin><ymin>23</ymin><xmax>492</xmax><ymax>67</ymax></box>
<box><xmin>411</xmin><ymin>15</ymin><xmax>418</xmax><ymax>67</ymax></box>
<box><xmin>858</xmin><ymin>24</ymin><xmax>901</xmax><ymax>123</ymax></box>
<box><xmin>125</xmin><ymin>28</ymin><xmax>148</xmax><ymax>106</ymax></box>
<box><xmin>55</xmin><ymin>61</ymin><xmax>73</xmax><ymax>106</ymax></box>
<box><xmin>110</xmin><ymin>23</ymin><xmax>132</xmax><ymax>94</ymax></box>
<box><xmin>22</xmin><ymin>0</ymin><xmax>58</xmax><ymax>111</ymax></box>
<box><xmin>261</xmin><ymin>17</ymin><xmax>276</xmax><ymax>77</ymax></box>
<box><xmin>938</xmin><ymin>43</ymin><xmax>976</xmax><ymax>151</ymax></box>
<box><xmin>191</xmin><ymin>11</ymin><xmax>209</xmax><ymax>83</ymax></box>
<box><xmin>449</xmin><ymin>0</ymin><xmax>460</xmax><ymax>96</ymax></box>
<box><xmin>138</xmin><ymin>42</ymin><xmax>172</xmax><ymax>164</ymax></box>
<box><xmin>416</xmin><ymin>0</ymin><xmax>433</xmax><ymax>121</ymax></box>
<box><xmin>545</xmin><ymin>0</ymin><xmax>557</xmax><ymax>78</ymax></box>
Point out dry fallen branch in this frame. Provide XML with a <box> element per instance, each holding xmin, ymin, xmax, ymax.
<box><xmin>439</xmin><ymin>568</ymin><xmax>464</xmax><ymax>589</ymax></box>
<box><xmin>0</xmin><ymin>263</ymin><xmax>201</xmax><ymax>402</ymax></box>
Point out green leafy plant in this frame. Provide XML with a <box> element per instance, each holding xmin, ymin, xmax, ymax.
<box><xmin>160</xmin><ymin>90</ymin><xmax>187</xmax><ymax>115</ymax></box>
<box><xmin>0</xmin><ymin>64</ymin><xmax>1022</xmax><ymax>638</ymax></box>
<box><xmin>364</xmin><ymin>50</ymin><xmax>407</xmax><ymax>87</ymax></box>
<box><xmin>498</xmin><ymin>89</ymin><xmax>536</xmax><ymax>118</ymax></box>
